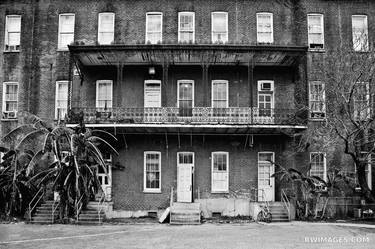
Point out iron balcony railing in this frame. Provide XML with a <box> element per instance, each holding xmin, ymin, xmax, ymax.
<box><xmin>67</xmin><ymin>107</ymin><xmax>306</xmax><ymax>125</ymax></box>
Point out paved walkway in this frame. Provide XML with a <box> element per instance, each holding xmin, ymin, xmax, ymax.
<box><xmin>0</xmin><ymin>222</ymin><xmax>374</xmax><ymax>249</ymax></box>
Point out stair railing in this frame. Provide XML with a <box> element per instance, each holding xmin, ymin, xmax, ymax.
<box><xmin>98</xmin><ymin>190</ymin><xmax>106</xmax><ymax>224</ymax></box>
<box><xmin>51</xmin><ymin>198</ymin><xmax>59</xmax><ymax>223</ymax></box>
<box><xmin>76</xmin><ymin>195</ymin><xmax>85</xmax><ymax>222</ymax></box>
<box><xmin>281</xmin><ymin>189</ymin><xmax>291</xmax><ymax>221</ymax></box>
<box><xmin>170</xmin><ymin>186</ymin><xmax>174</xmax><ymax>207</ymax></box>
<box><xmin>28</xmin><ymin>186</ymin><xmax>45</xmax><ymax>221</ymax></box>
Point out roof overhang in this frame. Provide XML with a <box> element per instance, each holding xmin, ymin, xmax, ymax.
<box><xmin>68</xmin><ymin>44</ymin><xmax>308</xmax><ymax>67</ymax></box>
<box><xmin>66</xmin><ymin>123</ymin><xmax>307</xmax><ymax>135</ymax></box>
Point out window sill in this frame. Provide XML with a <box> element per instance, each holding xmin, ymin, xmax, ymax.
<box><xmin>3</xmin><ymin>50</ymin><xmax>20</xmax><ymax>53</ymax></box>
<box><xmin>1</xmin><ymin>118</ymin><xmax>18</xmax><ymax>121</ymax></box>
<box><xmin>143</xmin><ymin>189</ymin><xmax>162</xmax><ymax>194</ymax></box>
<box><xmin>211</xmin><ymin>191</ymin><xmax>229</xmax><ymax>194</ymax></box>
<box><xmin>57</xmin><ymin>48</ymin><xmax>69</xmax><ymax>52</ymax></box>
<box><xmin>309</xmin><ymin>118</ymin><xmax>326</xmax><ymax>121</ymax></box>
<box><xmin>308</xmin><ymin>48</ymin><xmax>325</xmax><ymax>53</ymax></box>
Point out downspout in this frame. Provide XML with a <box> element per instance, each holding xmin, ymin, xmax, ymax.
<box><xmin>27</xmin><ymin>0</ymin><xmax>37</xmax><ymax>113</ymax></box>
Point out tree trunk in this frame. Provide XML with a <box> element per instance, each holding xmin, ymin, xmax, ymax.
<box><xmin>357</xmin><ymin>161</ymin><xmax>375</xmax><ymax>203</ymax></box>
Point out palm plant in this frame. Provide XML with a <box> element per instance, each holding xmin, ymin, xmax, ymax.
<box><xmin>1</xmin><ymin>112</ymin><xmax>118</xmax><ymax>220</ymax></box>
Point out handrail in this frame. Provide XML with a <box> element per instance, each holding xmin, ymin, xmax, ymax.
<box><xmin>98</xmin><ymin>190</ymin><xmax>106</xmax><ymax>224</ymax></box>
<box><xmin>76</xmin><ymin>194</ymin><xmax>85</xmax><ymax>222</ymax></box>
<box><xmin>170</xmin><ymin>187</ymin><xmax>174</xmax><ymax>207</ymax></box>
<box><xmin>28</xmin><ymin>186</ymin><xmax>45</xmax><ymax>221</ymax></box>
<box><xmin>281</xmin><ymin>189</ymin><xmax>291</xmax><ymax>221</ymax></box>
<box><xmin>51</xmin><ymin>198</ymin><xmax>59</xmax><ymax>223</ymax></box>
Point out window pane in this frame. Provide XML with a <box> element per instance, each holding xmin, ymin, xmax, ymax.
<box><xmin>145</xmin><ymin>153</ymin><xmax>160</xmax><ymax>190</ymax></box>
<box><xmin>99</xmin><ymin>13</ymin><xmax>114</xmax><ymax>31</ymax></box>
<box><xmin>147</xmin><ymin>14</ymin><xmax>162</xmax><ymax>32</ymax></box>
<box><xmin>212</xmin><ymin>13</ymin><xmax>227</xmax><ymax>32</ymax></box>
<box><xmin>60</xmin><ymin>15</ymin><xmax>74</xmax><ymax>32</ymax></box>
<box><xmin>7</xmin><ymin>16</ymin><xmax>21</xmax><ymax>32</ymax></box>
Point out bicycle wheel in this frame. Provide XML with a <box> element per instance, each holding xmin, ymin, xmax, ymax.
<box><xmin>257</xmin><ymin>211</ymin><xmax>263</xmax><ymax>222</ymax></box>
<box><xmin>265</xmin><ymin>213</ymin><xmax>272</xmax><ymax>223</ymax></box>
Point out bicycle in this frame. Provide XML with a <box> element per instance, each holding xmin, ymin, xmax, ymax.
<box><xmin>257</xmin><ymin>204</ymin><xmax>272</xmax><ymax>223</ymax></box>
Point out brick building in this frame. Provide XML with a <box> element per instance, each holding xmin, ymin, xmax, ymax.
<box><xmin>0</xmin><ymin>0</ymin><xmax>374</xmax><ymax>219</ymax></box>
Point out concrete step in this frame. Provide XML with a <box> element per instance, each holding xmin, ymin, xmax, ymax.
<box><xmin>77</xmin><ymin>221</ymin><xmax>103</xmax><ymax>225</ymax></box>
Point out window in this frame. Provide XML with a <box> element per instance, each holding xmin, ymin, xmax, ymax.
<box><xmin>307</xmin><ymin>14</ymin><xmax>324</xmax><ymax>49</ymax></box>
<box><xmin>257</xmin><ymin>13</ymin><xmax>273</xmax><ymax>44</ymax></box>
<box><xmin>4</xmin><ymin>15</ymin><xmax>21</xmax><ymax>51</ymax></box>
<box><xmin>144</xmin><ymin>152</ymin><xmax>161</xmax><ymax>192</ymax></box>
<box><xmin>310</xmin><ymin>152</ymin><xmax>326</xmax><ymax>181</ymax></box>
<box><xmin>257</xmin><ymin>80</ymin><xmax>274</xmax><ymax>118</ymax></box>
<box><xmin>212</xmin><ymin>80</ymin><xmax>228</xmax><ymax>108</ymax></box>
<box><xmin>309</xmin><ymin>81</ymin><xmax>325</xmax><ymax>119</ymax></box>
<box><xmin>146</xmin><ymin>13</ymin><xmax>162</xmax><ymax>44</ymax></box>
<box><xmin>2</xmin><ymin>82</ymin><xmax>18</xmax><ymax>119</ymax></box>
<box><xmin>211</xmin><ymin>12</ymin><xmax>228</xmax><ymax>43</ymax></box>
<box><xmin>178</xmin><ymin>80</ymin><xmax>194</xmax><ymax>117</ymax></box>
<box><xmin>55</xmin><ymin>81</ymin><xmax>69</xmax><ymax>120</ymax></box>
<box><xmin>98</xmin><ymin>13</ymin><xmax>115</xmax><ymax>45</ymax></box>
<box><xmin>144</xmin><ymin>80</ymin><xmax>161</xmax><ymax>107</ymax></box>
<box><xmin>211</xmin><ymin>152</ymin><xmax>229</xmax><ymax>192</ymax></box>
<box><xmin>96</xmin><ymin>80</ymin><xmax>113</xmax><ymax>111</ymax></box>
<box><xmin>352</xmin><ymin>15</ymin><xmax>368</xmax><ymax>52</ymax></box>
<box><xmin>354</xmin><ymin>152</ymin><xmax>372</xmax><ymax>190</ymax></box>
<box><xmin>354</xmin><ymin>82</ymin><xmax>370</xmax><ymax>120</ymax></box>
<box><xmin>178</xmin><ymin>12</ymin><xmax>195</xmax><ymax>43</ymax></box>
<box><xmin>58</xmin><ymin>13</ymin><xmax>75</xmax><ymax>50</ymax></box>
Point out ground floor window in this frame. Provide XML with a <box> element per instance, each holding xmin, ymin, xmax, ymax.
<box><xmin>211</xmin><ymin>152</ymin><xmax>229</xmax><ymax>193</ymax></box>
<box><xmin>144</xmin><ymin>151</ymin><xmax>161</xmax><ymax>192</ymax></box>
<box><xmin>310</xmin><ymin>152</ymin><xmax>326</xmax><ymax>181</ymax></box>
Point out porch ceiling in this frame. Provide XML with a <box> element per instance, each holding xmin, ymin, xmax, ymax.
<box><xmin>66</xmin><ymin>123</ymin><xmax>307</xmax><ymax>135</ymax></box>
<box><xmin>68</xmin><ymin>44</ymin><xmax>307</xmax><ymax>67</ymax></box>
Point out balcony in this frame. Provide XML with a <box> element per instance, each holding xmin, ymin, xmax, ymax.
<box><xmin>67</xmin><ymin>107</ymin><xmax>306</xmax><ymax>126</ymax></box>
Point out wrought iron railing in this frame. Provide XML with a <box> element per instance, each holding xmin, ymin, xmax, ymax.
<box><xmin>67</xmin><ymin>107</ymin><xmax>306</xmax><ymax>125</ymax></box>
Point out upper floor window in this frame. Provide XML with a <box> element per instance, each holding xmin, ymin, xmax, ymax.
<box><xmin>309</xmin><ymin>81</ymin><xmax>326</xmax><ymax>119</ymax></box>
<box><xmin>146</xmin><ymin>12</ymin><xmax>162</xmax><ymax>44</ymax></box>
<box><xmin>96</xmin><ymin>80</ymin><xmax>113</xmax><ymax>111</ymax></box>
<box><xmin>98</xmin><ymin>13</ymin><xmax>115</xmax><ymax>45</ymax></box>
<box><xmin>211</xmin><ymin>152</ymin><xmax>229</xmax><ymax>192</ymax></box>
<box><xmin>307</xmin><ymin>14</ymin><xmax>324</xmax><ymax>49</ymax></box>
<box><xmin>144</xmin><ymin>151</ymin><xmax>161</xmax><ymax>192</ymax></box>
<box><xmin>354</xmin><ymin>82</ymin><xmax>370</xmax><ymax>120</ymax></box>
<box><xmin>257</xmin><ymin>13</ymin><xmax>273</xmax><ymax>44</ymax></box>
<box><xmin>55</xmin><ymin>81</ymin><xmax>69</xmax><ymax>120</ymax></box>
<box><xmin>58</xmin><ymin>13</ymin><xmax>75</xmax><ymax>50</ymax></box>
<box><xmin>178</xmin><ymin>12</ymin><xmax>195</xmax><ymax>43</ymax></box>
<box><xmin>2</xmin><ymin>82</ymin><xmax>18</xmax><ymax>119</ymax></box>
<box><xmin>310</xmin><ymin>152</ymin><xmax>326</xmax><ymax>181</ymax></box>
<box><xmin>211</xmin><ymin>12</ymin><xmax>228</xmax><ymax>44</ymax></box>
<box><xmin>212</xmin><ymin>80</ymin><xmax>228</xmax><ymax>108</ymax></box>
<box><xmin>4</xmin><ymin>15</ymin><xmax>21</xmax><ymax>52</ymax></box>
<box><xmin>352</xmin><ymin>15</ymin><xmax>368</xmax><ymax>52</ymax></box>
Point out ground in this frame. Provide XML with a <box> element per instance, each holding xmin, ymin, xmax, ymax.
<box><xmin>0</xmin><ymin>222</ymin><xmax>374</xmax><ymax>249</ymax></box>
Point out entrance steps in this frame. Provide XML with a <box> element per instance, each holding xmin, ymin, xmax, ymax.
<box><xmin>268</xmin><ymin>202</ymin><xmax>290</xmax><ymax>222</ymax></box>
<box><xmin>170</xmin><ymin>202</ymin><xmax>201</xmax><ymax>225</ymax></box>
<box><xmin>77</xmin><ymin>201</ymin><xmax>106</xmax><ymax>225</ymax></box>
<box><xmin>30</xmin><ymin>201</ymin><xmax>58</xmax><ymax>224</ymax></box>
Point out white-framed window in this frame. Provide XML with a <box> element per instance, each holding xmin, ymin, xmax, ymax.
<box><xmin>177</xmin><ymin>80</ymin><xmax>194</xmax><ymax>117</ymax></box>
<box><xmin>310</xmin><ymin>152</ymin><xmax>326</xmax><ymax>181</ymax></box>
<box><xmin>145</xmin><ymin>12</ymin><xmax>162</xmax><ymax>44</ymax></box>
<box><xmin>211</xmin><ymin>12</ymin><xmax>228</xmax><ymax>43</ymax></box>
<box><xmin>4</xmin><ymin>15</ymin><xmax>21</xmax><ymax>52</ymax></box>
<box><xmin>2</xmin><ymin>82</ymin><xmax>18</xmax><ymax>119</ymax></box>
<box><xmin>307</xmin><ymin>14</ymin><xmax>324</xmax><ymax>49</ymax></box>
<box><xmin>211</xmin><ymin>80</ymin><xmax>228</xmax><ymax>108</ymax></box>
<box><xmin>96</xmin><ymin>80</ymin><xmax>113</xmax><ymax>111</ymax></box>
<box><xmin>98</xmin><ymin>12</ymin><xmax>115</xmax><ymax>45</ymax></box>
<box><xmin>178</xmin><ymin>12</ymin><xmax>195</xmax><ymax>43</ymax></box>
<box><xmin>354</xmin><ymin>82</ymin><xmax>370</xmax><ymax>120</ymax></box>
<box><xmin>211</xmin><ymin>152</ymin><xmax>229</xmax><ymax>193</ymax></box>
<box><xmin>58</xmin><ymin>13</ymin><xmax>75</xmax><ymax>50</ymax></box>
<box><xmin>55</xmin><ymin>81</ymin><xmax>69</xmax><ymax>120</ymax></box>
<box><xmin>352</xmin><ymin>15</ymin><xmax>369</xmax><ymax>52</ymax></box>
<box><xmin>309</xmin><ymin>81</ymin><xmax>326</xmax><ymax>119</ymax></box>
<box><xmin>257</xmin><ymin>12</ymin><xmax>273</xmax><ymax>44</ymax></box>
<box><xmin>144</xmin><ymin>151</ymin><xmax>161</xmax><ymax>192</ymax></box>
<box><xmin>144</xmin><ymin>80</ymin><xmax>161</xmax><ymax>108</ymax></box>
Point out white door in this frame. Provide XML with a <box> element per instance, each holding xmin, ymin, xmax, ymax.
<box><xmin>98</xmin><ymin>154</ymin><xmax>112</xmax><ymax>201</ymax></box>
<box><xmin>177</xmin><ymin>152</ymin><xmax>194</xmax><ymax>202</ymax></box>
<box><xmin>144</xmin><ymin>80</ymin><xmax>161</xmax><ymax>107</ymax></box>
<box><xmin>258</xmin><ymin>152</ymin><xmax>275</xmax><ymax>202</ymax></box>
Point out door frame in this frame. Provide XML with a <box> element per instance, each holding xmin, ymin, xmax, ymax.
<box><xmin>257</xmin><ymin>151</ymin><xmax>275</xmax><ymax>202</ymax></box>
<box><xmin>177</xmin><ymin>151</ymin><xmax>195</xmax><ymax>203</ymax></box>
<box><xmin>177</xmin><ymin>80</ymin><xmax>195</xmax><ymax>108</ymax></box>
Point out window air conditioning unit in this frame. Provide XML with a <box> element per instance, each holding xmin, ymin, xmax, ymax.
<box><xmin>2</xmin><ymin>111</ymin><xmax>17</xmax><ymax>119</ymax></box>
<box><xmin>258</xmin><ymin>81</ymin><xmax>274</xmax><ymax>91</ymax></box>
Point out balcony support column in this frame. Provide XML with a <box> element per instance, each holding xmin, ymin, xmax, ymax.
<box><xmin>162</xmin><ymin>63</ymin><xmax>169</xmax><ymax>107</ymax></box>
<box><xmin>248</xmin><ymin>57</ymin><xmax>254</xmax><ymax>124</ymax></box>
<box><xmin>116</xmin><ymin>63</ymin><xmax>124</xmax><ymax>109</ymax></box>
<box><xmin>202</xmin><ymin>64</ymin><xmax>209</xmax><ymax>107</ymax></box>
